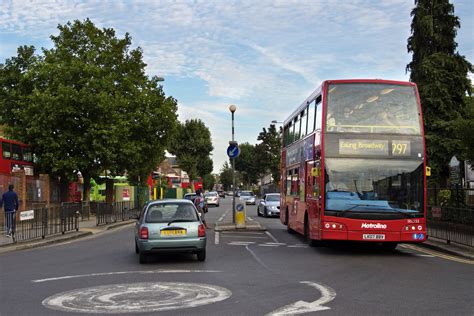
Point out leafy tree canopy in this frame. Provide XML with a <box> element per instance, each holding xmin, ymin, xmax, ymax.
<box><xmin>406</xmin><ymin>0</ymin><xmax>472</xmax><ymax>183</ymax></box>
<box><xmin>0</xmin><ymin>19</ymin><xmax>177</xmax><ymax>198</ymax></box>
<box><xmin>169</xmin><ymin>118</ymin><xmax>213</xmax><ymax>181</ymax></box>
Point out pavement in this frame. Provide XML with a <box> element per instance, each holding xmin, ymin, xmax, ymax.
<box><xmin>0</xmin><ymin>216</ymin><xmax>136</xmax><ymax>254</ymax></box>
<box><xmin>1</xmin><ymin>214</ymin><xmax>473</xmax><ymax>261</ymax></box>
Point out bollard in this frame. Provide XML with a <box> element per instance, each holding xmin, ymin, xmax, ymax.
<box><xmin>235</xmin><ymin>202</ymin><xmax>246</xmax><ymax>228</ymax></box>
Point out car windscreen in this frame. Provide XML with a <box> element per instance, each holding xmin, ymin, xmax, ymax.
<box><xmin>240</xmin><ymin>192</ymin><xmax>253</xmax><ymax>196</ymax></box>
<box><xmin>205</xmin><ymin>192</ymin><xmax>218</xmax><ymax>197</ymax></box>
<box><xmin>266</xmin><ymin>195</ymin><xmax>280</xmax><ymax>202</ymax></box>
<box><xmin>146</xmin><ymin>203</ymin><xmax>198</xmax><ymax>223</ymax></box>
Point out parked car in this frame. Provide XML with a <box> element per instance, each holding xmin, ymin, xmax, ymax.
<box><xmin>257</xmin><ymin>193</ymin><xmax>281</xmax><ymax>217</ymax></box>
<box><xmin>132</xmin><ymin>199</ymin><xmax>207</xmax><ymax>263</ymax></box>
<box><xmin>204</xmin><ymin>191</ymin><xmax>220</xmax><ymax>207</ymax></box>
<box><xmin>184</xmin><ymin>193</ymin><xmax>197</xmax><ymax>201</ymax></box>
<box><xmin>239</xmin><ymin>191</ymin><xmax>256</xmax><ymax>205</ymax></box>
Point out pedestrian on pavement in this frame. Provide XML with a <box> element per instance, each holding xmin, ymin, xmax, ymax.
<box><xmin>194</xmin><ymin>189</ymin><xmax>211</xmax><ymax>229</ymax></box>
<box><xmin>1</xmin><ymin>184</ymin><xmax>19</xmax><ymax>237</ymax></box>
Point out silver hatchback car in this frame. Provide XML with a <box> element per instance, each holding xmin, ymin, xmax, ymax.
<box><xmin>133</xmin><ymin>199</ymin><xmax>207</xmax><ymax>263</ymax></box>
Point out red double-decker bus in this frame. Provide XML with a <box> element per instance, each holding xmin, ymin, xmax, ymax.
<box><xmin>0</xmin><ymin>137</ymin><xmax>34</xmax><ymax>176</ymax></box>
<box><xmin>280</xmin><ymin>79</ymin><xmax>427</xmax><ymax>249</ymax></box>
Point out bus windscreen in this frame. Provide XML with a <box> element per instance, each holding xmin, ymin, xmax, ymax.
<box><xmin>324</xmin><ymin>158</ymin><xmax>424</xmax><ymax>218</ymax></box>
<box><xmin>326</xmin><ymin>83</ymin><xmax>422</xmax><ymax>135</ymax></box>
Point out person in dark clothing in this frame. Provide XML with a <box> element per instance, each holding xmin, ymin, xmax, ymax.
<box><xmin>1</xmin><ymin>184</ymin><xmax>19</xmax><ymax>237</ymax></box>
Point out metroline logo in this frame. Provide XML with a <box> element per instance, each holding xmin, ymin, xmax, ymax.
<box><xmin>361</xmin><ymin>223</ymin><xmax>387</xmax><ymax>229</ymax></box>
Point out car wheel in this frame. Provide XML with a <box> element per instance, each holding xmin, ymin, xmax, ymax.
<box><xmin>197</xmin><ymin>249</ymin><xmax>206</xmax><ymax>262</ymax></box>
<box><xmin>139</xmin><ymin>252</ymin><xmax>148</xmax><ymax>264</ymax></box>
<box><xmin>135</xmin><ymin>241</ymin><xmax>139</xmax><ymax>254</ymax></box>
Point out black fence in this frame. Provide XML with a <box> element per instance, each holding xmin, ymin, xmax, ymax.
<box><xmin>93</xmin><ymin>201</ymin><xmax>140</xmax><ymax>226</ymax></box>
<box><xmin>2</xmin><ymin>206</ymin><xmax>79</xmax><ymax>243</ymax></box>
<box><xmin>427</xmin><ymin>187</ymin><xmax>474</xmax><ymax>247</ymax></box>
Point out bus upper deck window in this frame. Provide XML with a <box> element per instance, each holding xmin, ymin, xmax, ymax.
<box><xmin>2</xmin><ymin>142</ymin><xmax>11</xmax><ymax>159</ymax></box>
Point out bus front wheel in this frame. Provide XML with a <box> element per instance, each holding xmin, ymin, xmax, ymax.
<box><xmin>305</xmin><ymin>216</ymin><xmax>319</xmax><ymax>247</ymax></box>
<box><xmin>382</xmin><ymin>242</ymin><xmax>398</xmax><ymax>251</ymax></box>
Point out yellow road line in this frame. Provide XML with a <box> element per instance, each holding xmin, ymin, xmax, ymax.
<box><xmin>400</xmin><ymin>244</ymin><xmax>474</xmax><ymax>265</ymax></box>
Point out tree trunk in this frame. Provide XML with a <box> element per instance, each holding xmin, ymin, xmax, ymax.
<box><xmin>82</xmin><ymin>173</ymin><xmax>91</xmax><ymax>203</ymax></box>
<box><xmin>59</xmin><ymin>176</ymin><xmax>69</xmax><ymax>203</ymax></box>
<box><xmin>105</xmin><ymin>178</ymin><xmax>114</xmax><ymax>203</ymax></box>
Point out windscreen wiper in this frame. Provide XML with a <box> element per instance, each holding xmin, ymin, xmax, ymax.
<box><xmin>337</xmin><ymin>204</ymin><xmax>416</xmax><ymax>218</ymax></box>
<box><xmin>167</xmin><ymin>219</ymin><xmax>193</xmax><ymax>226</ymax></box>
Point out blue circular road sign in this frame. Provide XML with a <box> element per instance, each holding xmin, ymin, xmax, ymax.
<box><xmin>227</xmin><ymin>144</ymin><xmax>240</xmax><ymax>159</ymax></box>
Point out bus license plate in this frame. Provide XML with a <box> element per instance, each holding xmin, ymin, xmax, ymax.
<box><xmin>363</xmin><ymin>234</ymin><xmax>385</xmax><ymax>240</ymax></box>
<box><xmin>161</xmin><ymin>229</ymin><xmax>186</xmax><ymax>237</ymax></box>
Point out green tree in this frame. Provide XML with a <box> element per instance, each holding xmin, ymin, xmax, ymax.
<box><xmin>219</xmin><ymin>162</ymin><xmax>234</xmax><ymax>191</ymax></box>
<box><xmin>219</xmin><ymin>161</ymin><xmax>242</xmax><ymax>191</ymax></box>
<box><xmin>234</xmin><ymin>142</ymin><xmax>259</xmax><ymax>187</ymax></box>
<box><xmin>169</xmin><ymin>119</ymin><xmax>213</xmax><ymax>187</ymax></box>
<box><xmin>406</xmin><ymin>0</ymin><xmax>472</xmax><ymax>184</ymax></box>
<box><xmin>0</xmin><ymin>19</ymin><xmax>178</xmax><ymax>201</ymax></box>
<box><xmin>202</xmin><ymin>173</ymin><xmax>216</xmax><ymax>191</ymax></box>
<box><xmin>256</xmin><ymin>124</ymin><xmax>282</xmax><ymax>185</ymax></box>
<box><xmin>452</xmin><ymin>94</ymin><xmax>474</xmax><ymax>163</ymax></box>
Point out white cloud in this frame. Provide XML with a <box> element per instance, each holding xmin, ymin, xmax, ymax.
<box><xmin>1</xmin><ymin>0</ymin><xmax>472</xmax><ymax>174</ymax></box>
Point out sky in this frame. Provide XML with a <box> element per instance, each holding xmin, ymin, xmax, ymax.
<box><xmin>1</xmin><ymin>0</ymin><xmax>473</xmax><ymax>174</ymax></box>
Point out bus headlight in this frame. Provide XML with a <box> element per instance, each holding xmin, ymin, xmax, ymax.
<box><xmin>324</xmin><ymin>222</ymin><xmax>346</xmax><ymax>230</ymax></box>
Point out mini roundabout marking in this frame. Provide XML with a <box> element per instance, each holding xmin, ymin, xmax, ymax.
<box><xmin>42</xmin><ymin>282</ymin><xmax>232</xmax><ymax>314</ymax></box>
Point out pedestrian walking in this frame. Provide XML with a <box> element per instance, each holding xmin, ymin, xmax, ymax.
<box><xmin>1</xmin><ymin>184</ymin><xmax>19</xmax><ymax>237</ymax></box>
<box><xmin>194</xmin><ymin>189</ymin><xmax>211</xmax><ymax>229</ymax></box>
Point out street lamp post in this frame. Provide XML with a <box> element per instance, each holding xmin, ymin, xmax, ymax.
<box><xmin>229</xmin><ymin>104</ymin><xmax>237</xmax><ymax>224</ymax></box>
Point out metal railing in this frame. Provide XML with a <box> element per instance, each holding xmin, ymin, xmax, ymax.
<box><xmin>426</xmin><ymin>198</ymin><xmax>474</xmax><ymax>247</ymax></box>
<box><xmin>93</xmin><ymin>201</ymin><xmax>140</xmax><ymax>226</ymax></box>
<box><xmin>2</xmin><ymin>206</ymin><xmax>79</xmax><ymax>243</ymax></box>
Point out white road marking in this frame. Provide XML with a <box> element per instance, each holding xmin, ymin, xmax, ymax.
<box><xmin>228</xmin><ymin>242</ymin><xmax>256</xmax><ymax>246</ymax></box>
<box><xmin>32</xmin><ymin>270</ymin><xmax>221</xmax><ymax>283</ymax></box>
<box><xmin>264</xmin><ymin>242</ymin><xmax>287</xmax><ymax>246</ymax></box>
<box><xmin>221</xmin><ymin>235</ymin><xmax>267</xmax><ymax>239</ymax></box>
<box><xmin>245</xmin><ymin>245</ymin><xmax>273</xmax><ymax>271</ymax></box>
<box><xmin>265</xmin><ymin>231</ymin><xmax>280</xmax><ymax>243</ymax></box>
<box><xmin>215</xmin><ymin>231</ymin><xmax>220</xmax><ymax>245</ymax></box>
<box><xmin>258</xmin><ymin>244</ymin><xmax>279</xmax><ymax>247</ymax></box>
<box><xmin>42</xmin><ymin>282</ymin><xmax>232</xmax><ymax>314</ymax></box>
<box><xmin>221</xmin><ymin>231</ymin><xmax>265</xmax><ymax>235</ymax></box>
<box><xmin>268</xmin><ymin>282</ymin><xmax>336</xmax><ymax>315</ymax></box>
<box><xmin>288</xmin><ymin>244</ymin><xmax>309</xmax><ymax>248</ymax></box>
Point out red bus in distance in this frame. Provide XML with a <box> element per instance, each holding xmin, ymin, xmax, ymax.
<box><xmin>0</xmin><ymin>137</ymin><xmax>34</xmax><ymax>176</ymax></box>
<box><xmin>280</xmin><ymin>79</ymin><xmax>427</xmax><ymax>250</ymax></box>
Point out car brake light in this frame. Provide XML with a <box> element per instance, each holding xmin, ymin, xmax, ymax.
<box><xmin>140</xmin><ymin>227</ymin><xmax>149</xmax><ymax>239</ymax></box>
<box><xmin>198</xmin><ymin>224</ymin><xmax>206</xmax><ymax>237</ymax></box>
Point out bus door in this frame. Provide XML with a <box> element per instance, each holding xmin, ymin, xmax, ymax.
<box><xmin>306</xmin><ymin>160</ymin><xmax>322</xmax><ymax>239</ymax></box>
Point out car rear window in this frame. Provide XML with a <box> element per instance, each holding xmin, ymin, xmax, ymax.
<box><xmin>146</xmin><ymin>203</ymin><xmax>198</xmax><ymax>223</ymax></box>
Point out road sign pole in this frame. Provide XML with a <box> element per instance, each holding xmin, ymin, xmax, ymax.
<box><xmin>231</xmin><ymin>111</ymin><xmax>236</xmax><ymax>224</ymax></box>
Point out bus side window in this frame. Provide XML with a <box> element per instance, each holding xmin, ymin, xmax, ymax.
<box><xmin>286</xmin><ymin>170</ymin><xmax>292</xmax><ymax>196</ymax></box>
<box><xmin>292</xmin><ymin>168</ymin><xmax>299</xmax><ymax>196</ymax></box>
<box><xmin>315</xmin><ymin>97</ymin><xmax>323</xmax><ymax>130</ymax></box>
<box><xmin>12</xmin><ymin>144</ymin><xmax>22</xmax><ymax>161</ymax></box>
<box><xmin>307</xmin><ymin>100</ymin><xmax>316</xmax><ymax>133</ymax></box>
<box><xmin>2</xmin><ymin>142</ymin><xmax>11</xmax><ymax>159</ymax></box>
